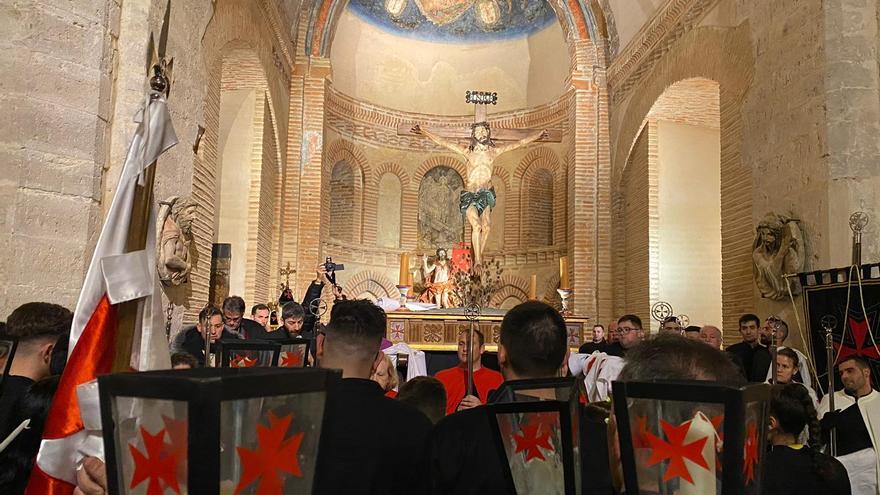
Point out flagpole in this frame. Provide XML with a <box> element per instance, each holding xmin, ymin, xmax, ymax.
<box><xmin>111</xmin><ymin>67</ymin><xmax>166</xmax><ymax>373</ymax></box>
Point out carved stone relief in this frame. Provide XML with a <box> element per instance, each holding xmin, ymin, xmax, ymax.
<box><xmin>157</xmin><ymin>196</ymin><xmax>197</xmax><ymax>287</ymax></box>
<box><xmin>752</xmin><ymin>213</ymin><xmax>805</xmax><ymax>300</ymax></box>
<box><xmin>418</xmin><ymin>166</ymin><xmax>464</xmax><ymax>250</ymax></box>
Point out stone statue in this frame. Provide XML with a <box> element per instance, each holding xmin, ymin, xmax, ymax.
<box><xmin>412</xmin><ymin>122</ymin><xmax>547</xmax><ymax>267</ymax></box>
<box><xmin>419</xmin><ymin>248</ymin><xmax>455</xmax><ymax>308</ymax></box>
<box><xmin>157</xmin><ymin>196</ymin><xmax>196</xmax><ymax>286</ymax></box>
<box><xmin>753</xmin><ymin>213</ymin><xmax>805</xmax><ymax>300</ymax></box>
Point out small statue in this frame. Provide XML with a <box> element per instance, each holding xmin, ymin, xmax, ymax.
<box><xmin>420</xmin><ymin>248</ymin><xmax>455</xmax><ymax>308</ymax></box>
<box><xmin>156</xmin><ymin>196</ymin><xmax>196</xmax><ymax>286</ymax></box>
<box><xmin>753</xmin><ymin>213</ymin><xmax>805</xmax><ymax>300</ymax></box>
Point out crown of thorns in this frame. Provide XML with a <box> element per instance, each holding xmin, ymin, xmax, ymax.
<box><xmin>471</xmin><ymin>121</ymin><xmax>491</xmax><ymax>130</ymax></box>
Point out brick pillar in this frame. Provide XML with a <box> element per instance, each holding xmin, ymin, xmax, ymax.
<box><xmin>567</xmin><ymin>39</ymin><xmax>611</xmax><ymax>321</ymax></box>
<box><xmin>295</xmin><ymin>57</ymin><xmax>331</xmax><ymax>291</ymax></box>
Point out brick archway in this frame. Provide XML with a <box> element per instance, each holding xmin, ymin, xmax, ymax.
<box><xmin>610</xmin><ymin>25</ymin><xmax>755</xmax><ymax>337</ymax></box>
<box><xmin>413</xmin><ymin>156</ymin><xmax>468</xmax><ymax>188</ymax></box>
<box><xmin>366</xmin><ymin>163</ymin><xmax>410</xmax><ymax>247</ymax></box>
<box><xmin>345</xmin><ymin>270</ymin><xmax>400</xmax><ymax>299</ymax></box>
<box><xmin>322</xmin><ymin>140</ymin><xmax>371</xmax><ymax>244</ymax></box>
<box><xmin>489</xmin><ymin>275</ymin><xmax>531</xmax><ymax>307</ymax></box>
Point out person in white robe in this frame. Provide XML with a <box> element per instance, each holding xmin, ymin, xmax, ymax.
<box><xmin>818</xmin><ymin>355</ymin><xmax>880</xmax><ymax>495</ymax></box>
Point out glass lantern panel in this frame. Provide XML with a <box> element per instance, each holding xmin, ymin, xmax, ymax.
<box><xmin>227</xmin><ymin>349</ymin><xmax>275</xmax><ymax>368</ymax></box>
<box><xmin>219</xmin><ymin>391</ymin><xmax>327</xmax><ymax>494</ymax></box>
<box><xmin>742</xmin><ymin>399</ymin><xmax>768</xmax><ymax>495</ymax></box>
<box><xmin>111</xmin><ymin>396</ymin><xmax>188</xmax><ymax>495</ymax></box>
<box><xmin>624</xmin><ymin>398</ymin><xmax>724</xmax><ymax>495</ymax></box>
<box><xmin>277</xmin><ymin>344</ymin><xmax>308</xmax><ymax>368</ymax></box>
<box><xmin>494</xmin><ymin>410</ymin><xmax>567</xmax><ymax>495</ymax></box>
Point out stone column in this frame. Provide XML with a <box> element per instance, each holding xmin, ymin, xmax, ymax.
<box><xmin>823</xmin><ymin>0</ymin><xmax>880</xmax><ymax>265</ymax></box>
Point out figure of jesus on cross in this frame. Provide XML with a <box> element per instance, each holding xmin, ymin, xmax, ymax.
<box><xmin>407</xmin><ymin>91</ymin><xmax>557</xmax><ymax>268</ymax></box>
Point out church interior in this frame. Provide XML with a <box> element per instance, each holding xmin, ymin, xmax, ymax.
<box><xmin>3</xmin><ymin>0</ymin><xmax>880</xmax><ymax>493</ymax></box>
<box><xmin>4</xmin><ymin>0</ymin><xmax>878</xmax><ymax>347</ymax></box>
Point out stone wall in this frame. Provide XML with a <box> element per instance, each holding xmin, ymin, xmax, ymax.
<box><xmin>609</xmin><ymin>0</ymin><xmax>880</xmax><ymax>349</ymax></box>
<box><xmin>1</xmin><ymin>0</ymin><xmax>117</xmax><ymax>316</ymax></box>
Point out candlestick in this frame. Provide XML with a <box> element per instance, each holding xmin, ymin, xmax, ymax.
<box><xmin>559</xmin><ymin>256</ymin><xmax>570</xmax><ymax>289</ymax></box>
<box><xmin>528</xmin><ymin>274</ymin><xmax>537</xmax><ymax>300</ymax></box>
<box><xmin>399</xmin><ymin>253</ymin><xmax>409</xmax><ymax>286</ymax></box>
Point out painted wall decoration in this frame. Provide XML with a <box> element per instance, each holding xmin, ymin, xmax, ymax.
<box><xmin>349</xmin><ymin>0</ymin><xmax>557</xmax><ymax>43</ymax></box>
<box><xmin>418</xmin><ymin>166</ymin><xmax>465</xmax><ymax>250</ymax></box>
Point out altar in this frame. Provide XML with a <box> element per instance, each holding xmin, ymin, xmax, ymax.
<box><xmin>385</xmin><ymin>307</ymin><xmax>590</xmax><ymax>351</ymax></box>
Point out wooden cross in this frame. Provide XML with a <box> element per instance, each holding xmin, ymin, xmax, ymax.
<box><xmin>397</xmin><ymin>90</ymin><xmax>562</xmax><ymax>143</ymax></box>
<box><xmin>279</xmin><ymin>262</ymin><xmax>296</xmax><ymax>289</ymax></box>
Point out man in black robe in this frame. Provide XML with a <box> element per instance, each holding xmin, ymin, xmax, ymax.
<box><xmin>425</xmin><ymin>301</ymin><xmax>569</xmax><ymax>494</ymax></box>
<box><xmin>725</xmin><ymin>313</ymin><xmax>771</xmax><ymax>381</ymax></box>
<box><xmin>314</xmin><ymin>299</ymin><xmax>432</xmax><ymax>495</ymax></box>
<box><xmin>0</xmin><ymin>302</ymin><xmax>71</xmax><ymax>438</ymax></box>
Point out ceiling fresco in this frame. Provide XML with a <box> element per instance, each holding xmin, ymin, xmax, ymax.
<box><xmin>347</xmin><ymin>0</ymin><xmax>558</xmax><ymax>43</ymax></box>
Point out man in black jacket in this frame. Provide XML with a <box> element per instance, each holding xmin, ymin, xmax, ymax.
<box><xmin>178</xmin><ymin>306</ymin><xmax>239</xmax><ymax>366</ymax></box>
<box><xmin>425</xmin><ymin>301</ymin><xmax>569</xmax><ymax>494</ymax></box>
<box><xmin>314</xmin><ymin>299</ymin><xmax>432</xmax><ymax>495</ymax></box>
<box><xmin>725</xmin><ymin>313</ymin><xmax>771</xmax><ymax>381</ymax></box>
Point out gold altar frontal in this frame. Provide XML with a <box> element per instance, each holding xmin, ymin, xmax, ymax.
<box><xmin>385</xmin><ymin>308</ymin><xmax>590</xmax><ymax>352</ymax></box>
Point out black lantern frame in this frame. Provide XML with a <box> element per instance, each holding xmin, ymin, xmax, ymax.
<box><xmin>99</xmin><ymin>367</ymin><xmax>341</xmax><ymax>494</ymax></box>
<box><xmin>218</xmin><ymin>340</ymin><xmax>281</xmax><ymax>368</ymax></box>
<box><xmin>612</xmin><ymin>380</ymin><xmax>770</xmax><ymax>494</ymax></box>
<box><xmin>488</xmin><ymin>399</ymin><xmax>579</xmax><ymax>495</ymax></box>
<box><xmin>0</xmin><ymin>336</ymin><xmax>17</xmax><ymax>392</ymax></box>
<box><xmin>275</xmin><ymin>339</ymin><xmax>312</xmax><ymax>368</ymax></box>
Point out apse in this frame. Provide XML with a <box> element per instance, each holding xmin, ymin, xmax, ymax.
<box><xmin>329</xmin><ymin>0</ymin><xmax>570</xmax><ymax>115</ymax></box>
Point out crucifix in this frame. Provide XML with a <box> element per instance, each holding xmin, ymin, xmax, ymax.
<box><xmin>400</xmin><ymin>91</ymin><xmax>562</xmax><ymax>267</ymax></box>
<box><xmin>279</xmin><ymin>261</ymin><xmax>296</xmax><ymax>290</ymax></box>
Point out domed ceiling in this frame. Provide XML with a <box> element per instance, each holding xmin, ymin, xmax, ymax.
<box><xmin>347</xmin><ymin>0</ymin><xmax>558</xmax><ymax>43</ymax></box>
<box><xmin>330</xmin><ymin>0</ymin><xmax>569</xmax><ymax>115</ymax></box>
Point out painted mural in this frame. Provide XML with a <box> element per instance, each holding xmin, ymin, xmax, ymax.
<box><xmin>348</xmin><ymin>0</ymin><xmax>557</xmax><ymax>43</ymax></box>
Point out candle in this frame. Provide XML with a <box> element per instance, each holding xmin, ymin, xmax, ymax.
<box><xmin>529</xmin><ymin>275</ymin><xmax>537</xmax><ymax>300</ymax></box>
<box><xmin>407</xmin><ymin>270</ymin><xmax>413</xmax><ymax>288</ymax></box>
<box><xmin>559</xmin><ymin>256</ymin><xmax>570</xmax><ymax>289</ymax></box>
<box><xmin>399</xmin><ymin>254</ymin><xmax>409</xmax><ymax>285</ymax></box>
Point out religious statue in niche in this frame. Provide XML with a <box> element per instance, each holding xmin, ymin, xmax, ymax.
<box><xmin>752</xmin><ymin>213</ymin><xmax>805</xmax><ymax>300</ymax></box>
<box><xmin>419</xmin><ymin>248</ymin><xmax>457</xmax><ymax>308</ymax></box>
<box><xmin>418</xmin><ymin>166</ymin><xmax>465</xmax><ymax>250</ymax></box>
<box><xmin>156</xmin><ymin>196</ymin><xmax>197</xmax><ymax>287</ymax></box>
<box><xmin>412</xmin><ymin>122</ymin><xmax>547</xmax><ymax>267</ymax></box>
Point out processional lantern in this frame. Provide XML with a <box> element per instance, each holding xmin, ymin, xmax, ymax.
<box><xmin>487</xmin><ymin>377</ymin><xmax>582</xmax><ymax>494</ymax></box>
<box><xmin>218</xmin><ymin>339</ymin><xmax>311</xmax><ymax>368</ymax></box>
<box><xmin>219</xmin><ymin>340</ymin><xmax>281</xmax><ymax>368</ymax></box>
<box><xmin>99</xmin><ymin>367</ymin><xmax>340</xmax><ymax>494</ymax></box>
<box><xmin>612</xmin><ymin>380</ymin><xmax>770</xmax><ymax>495</ymax></box>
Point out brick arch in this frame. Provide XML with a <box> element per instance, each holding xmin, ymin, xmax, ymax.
<box><xmin>304</xmin><ymin>0</ymin><xmax>604</xmax><ymax>58</ymax></box>
<box><xmin>344</xmin><ymin>270</ymin><xmax>400</xmax><ymax>299</ymax></box>
<box><xmin>489</xmin><ymin>276</ymin><xmax>530</xmax><ymax>307</ymax></box>
<box><xmin>514</xmin><ymin>148</ymin><xmax>562</xmax><ymax>180</ymax></box>
<box><xmin>413</xmin><ymin>156</ymin><xmax>468</xmax><ymax>187</ymax></box>
<box><xmin>322</xmin><ymin>140</ymin><xmax>371</xmax><ymax>244</ymax></box>
<box><xmin>491</xmin><ymin>167</ymin><xmax>511</xmax><ymax>190</ymax></box>
<box><xmin>366</xmin><ymin>163</ymin><xmax>409</xmax><ymax>246</ymax></box>
<box><xmin>371</xmin><ymin>162</ymin><xmax>411</xmax><ymax>188</ymax></box>
<box><xmin>187</xmin><ymin>0</ymin><xmax>294</xmax><ymax>322</ymax></box>
<box><xmin>610</xmin><ymin>25</ymin><xmax>754</xmax><ymax>338</ymax></box>
<box><xmin>515</xmin><ymin>148</ymin><xmax>565</xmax><ymax>248</ymax></box>
<box><xmin>323</xmin><ymin>139</ymin><xmax>371</xmax><ymax>177</ymax></box>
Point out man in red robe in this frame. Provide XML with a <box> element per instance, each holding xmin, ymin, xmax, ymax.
<box><xmin>434</xmin><ymin>328</ymin><xmax>503</xmax><ymax>415</ymax></box>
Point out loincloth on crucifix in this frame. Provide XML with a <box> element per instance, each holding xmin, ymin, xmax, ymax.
<box><xmin>459</xmin><ymin>187</ymin><xmax>496</xmax><ymax>215</ymax></box>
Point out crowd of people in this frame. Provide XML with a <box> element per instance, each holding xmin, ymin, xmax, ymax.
<box><xmin>0</xmin><ymin>274</ymin><xmax>875</xmax><ymax>494</ymax></box>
